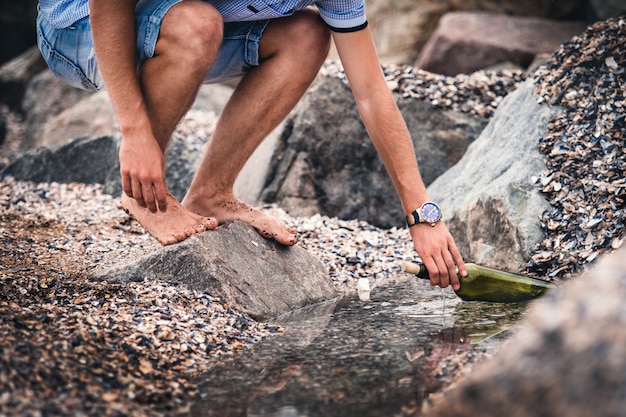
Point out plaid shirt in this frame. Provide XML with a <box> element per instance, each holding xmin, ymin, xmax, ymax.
<box><xmin>39</xmin><ymin>0</ymin><xmax>367</xmax><ymax>31</ymax></box>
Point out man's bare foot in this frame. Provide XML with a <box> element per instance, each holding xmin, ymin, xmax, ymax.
<box><xmin>182</xmin><ymin>195</ymin><xmax>298</xmax><ymax>246</ymax></box>
<box><xmin>120</xmin><ymin>193</ymin><xmax>218</xmax><ymax>245</ymax></box>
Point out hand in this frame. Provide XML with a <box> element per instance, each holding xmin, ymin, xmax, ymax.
<box><xmin>408</xmin><ymin>222</ymin><xmax>467</xmax><ymax>290</ymax></box>
<box><xmin>118</xmin><ymin>133</ymin><xmax>168</xmax><ymax>212</ymax></box>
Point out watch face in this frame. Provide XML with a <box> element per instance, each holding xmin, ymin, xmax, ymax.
<box><xmin>421</xmin><ymin>202</ymin><xmax>441</xmax><ymax>223</ymax></box>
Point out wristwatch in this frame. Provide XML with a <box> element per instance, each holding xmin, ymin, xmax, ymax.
<box><xmin>406</xmin><ymin>201</ymin><xmax>442</xmax><ymax>227</ymax></box>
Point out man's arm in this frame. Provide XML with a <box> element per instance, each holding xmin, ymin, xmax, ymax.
<box><xmin>332</xmin><ymin>27</ymin><xmax>467</xmax><ymax>289</ymax></box>
<box><xmin>89</xmin><ymin>0</ymin><xmax>168</xmax><ymax>212</ymax></box>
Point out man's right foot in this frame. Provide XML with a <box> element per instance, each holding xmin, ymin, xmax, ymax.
<box><xmin>182</xmin><ymin>194</ymin><xmax>298</xmax><ymax>246</ymax></box>
<box><xmin>120</xmin><ymin>193</ymin><xmax>218</xmax><ymax>245</ymax></box>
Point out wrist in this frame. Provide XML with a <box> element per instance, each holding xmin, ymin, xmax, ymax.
<box><xmin>406</xmin><ymin>201</ymin><xmax>442</xmax><ymax>227</ymax></box>
<box><xmin>119</xmin><ymin>118</ymin><xmax>155</xmax><ymax>144</ymax></box>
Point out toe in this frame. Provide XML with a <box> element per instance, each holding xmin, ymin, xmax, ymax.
<box><xmin>259</xmin><ymin>229</ymin><xmax>276</xmax><ymax>239</ymax></box>
<box><xmin>275</xmin><ymin>230</ymin><xmax>299</xmax><ymax>246</ymax></box>
<box><xmin>159</xmin><ymin>234</ymin><xmax>179</xmax><ymax>246</ymax></box>
<box><xmin>173</xmin><ymin>230</ymin><xmax>188</xmax><ymax>242</ymax></box>
<box><xmin>192</xmin><ymin>223</ymin><xmax>207</xmax><ymax>234</ymax></box>
<box><xmin>204</xmin><ymin>217</ymin><xmax>218</xmax><ymax>230</ymax></box>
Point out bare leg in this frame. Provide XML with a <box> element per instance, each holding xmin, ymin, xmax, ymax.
<box><xmin>120</xmin><ymin>1</ymin><xmax>223</xmax><ymax>245</ymax></box>
<box><xmin>182</xmin><ymin>10</ymin><xmax>331</xmax><ymax>245</ymax></box>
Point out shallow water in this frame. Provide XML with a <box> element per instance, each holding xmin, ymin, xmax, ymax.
<box><xmin>189</xmin><ymin>278</ymin><xmax>530</xmax><ymax>417</ymax></box>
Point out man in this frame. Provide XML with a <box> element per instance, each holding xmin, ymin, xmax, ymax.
<box><xmin>36</xmin><ymin>0</ymin><xmax>467</xmax><ymax>289</ymax></box>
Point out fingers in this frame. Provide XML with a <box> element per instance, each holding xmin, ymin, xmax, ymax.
<box><xmin>410</xmin><ymin>223</ymin><xmax>466</xmax><ymax>290</ymax></box>
<box><xmin>153</xmin><ymin>181</ymin><xmax>168</xmax><ymax>212</ymax></box>
<box><xmin>142</xmin><ymin>182</ymin><xmax>157</xmax><ymax>212</ymax></box>
<box><xmin>121</xmin><ymin>172</ymin><xmax>168</xmax><ymax>213</ymax></box>
<box><xmin>131</xmin><ymin>176</ymin><xmax>145</xmax><ymax>208</ymax></box>
<box><xmin>119</xmin><ymin>139</ymin><xmax>167</xmax><ymax>211</ymax></box>
<box><xmin>121</xmin><ymin>174</ymin><xmax>133</xmax><ymax>203</ymax></box>
<box><xmin>448</xmin><ymin>238</ymin><xmax>466</xmax><ymax>291</ymax></box>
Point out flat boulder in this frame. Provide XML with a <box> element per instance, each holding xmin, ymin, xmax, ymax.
<box><xmin>89</xmin><ymin>221</ymin><xmax>338</xmax><ymax>320</ymax></box>
<box><xmin>415</xmin><ymin>12</ymin><xmax>587</xmax><ymax>75</ymax></box>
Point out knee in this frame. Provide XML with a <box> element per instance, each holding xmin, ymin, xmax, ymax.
<box><xmin>293</xmin><ymin>10</ymin><xmax>331</xmax><ymax>61</ymax></box>
<box><xmin>285</xmin><ymin>10</ymin><xmax>331</xmax><ymax>62</ymax></box>
<box><xmin>158</xmin><ymin>2</ymin><xmax>223</xmax><ymax>71</ymax></box>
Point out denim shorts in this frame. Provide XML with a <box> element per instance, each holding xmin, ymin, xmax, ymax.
<box><xmin>36</xmin><ymin>0</ymin><xmax>269</xmax><ymax>91</ymax></box>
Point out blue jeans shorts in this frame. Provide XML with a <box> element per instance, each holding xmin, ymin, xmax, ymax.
<box><xmin>36</xmin><ymin>0</ymin><xmax>269</xmax><ymax>91</ymax></box>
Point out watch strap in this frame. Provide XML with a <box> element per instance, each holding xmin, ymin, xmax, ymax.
<box><xmin>406</xmin><ymin>209</ymin><xmax>420</xmax><ymax>227</ymax></box>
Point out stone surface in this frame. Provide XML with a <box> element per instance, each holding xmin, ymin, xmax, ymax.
<box><xmin>34</xmin><ymin>90</ymin><xmax>119</xmax><ymax>148</ymax></box>
<box><xmin>0</xmin><ymin>111</ymin><xmax>6</xmax><ymax>146</ymax></box>
<box><xmin>425</xmin><ymin>244</ymin><xmax>626</xmax><ymax>417</ymax></box>
<box><xmin>260</xmin><ymin>73</ymin><xmax>485</xmax><ymax>228</ymax></box>
<box><xmin>192</xmin><ymin>83</ymin><xmax>235</xmax><ymax>114</ymax></box>
<box><xmin>415</xmin><ymin>12</ymin><xmax>588</xmax><ymax>75</ymax></box>
<box><xmin>2</xmin><ymin>101</ymin><xmax>279</xmax><ymax>208</ymax></box>
<box><xmin>234</xmin><ymin>122</ymin><xmax>283</xmax><ymax>205</ymax></box>
<box><xmin>427</xmin><ymin>79</ymin><xmax>562</xmax><ymax>272</ymax></box>
<box><xmin>22</xmin><ymin>70</ymin><xmax>92</xmax><ymax>149</ymax></box>
<box><xmin>89</xmin><ymin>221</ymin><xmax>338</xmax><ymax>320</ymax></box>
<box><xmin>0</xmin><ymin>46</ymin><xmax>47</xmax><ymax>111</ymax></box>
<box><xmin>1</xmin><ymin>135</ymin><xmax>120</xmax><ymax>186</ymax></box>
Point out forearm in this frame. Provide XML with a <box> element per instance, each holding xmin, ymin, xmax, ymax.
<box><xmin>333</xmin><ymin>29</ymin><xmax>429</xmax><ymax>214</ymax></box>
<box><xmin>355</xmin><ymin>88</ymin><xmax>430</xmax><ymax>213</ymax></box>
<box><xmin>89</xmin><ymin>0</ymin><xmax>152</xmax><ymax>136</ymax></box>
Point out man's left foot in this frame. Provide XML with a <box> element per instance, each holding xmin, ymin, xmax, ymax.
<box><xmin>121</xmin><ymin>193</ymin><xmax>218</xmax><ymax>245</ymax></box>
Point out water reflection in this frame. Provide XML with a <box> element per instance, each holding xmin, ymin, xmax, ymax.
<box><xmin>189</xmin><ymin>278</ymin><xmax>529</xmax><ymax>417</ymax></box>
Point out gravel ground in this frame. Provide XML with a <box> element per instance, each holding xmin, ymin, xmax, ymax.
<box><xmin>0</xmin><ymin>176</ymin><xmax>421</xmax><ymax>416</ymax></box>
<box><xmin>1</xmin><ymin>16</ymin><xmax>624</xmax><ymax>417</ymax></box>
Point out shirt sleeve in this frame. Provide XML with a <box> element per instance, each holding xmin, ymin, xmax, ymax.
<box><xmin>315</xmin><ymin>0</ymin><xmax>368</xmax><ymax>32</ymax></box>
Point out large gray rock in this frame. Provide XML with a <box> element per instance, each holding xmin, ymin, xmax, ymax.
<box><xmin>34</xmin><ymin>90</ymin><xmax>119</xmax><ymax>148</ymax></box>
<box><xmin>234</xmin><ymin>122</ymin><xmax>283</xmax><ymax>205</ymax></box>
<box><xmin>0</xmin><ymin>46</ymin><xmax>47</xmax><ymax>111</ymax></box>
<box><xmin>260</xmin><ymin>73</ymin><xmax>485</xmax><ymax>228</ymax></box>
<box><xmin>1</xmin><ymin>125</ymin><xmax>281</xmax><ymax>208</ymax></box>
<box><xmin>0</xmin><ymin>111</ymin><xmax>6</xmax><ymax>147</ymax></box>
<box><xmin>89</xmin><ymin>221</ymin><xmax>338</xmax><ymax>320</ymax></box>
<box><xmin>22</xmin><ymin>70</ymin><xmax>91</xmax><ymax>149</ymax></box>
<box><xmin>1</xmin><ymin>135</ymin><xmax>120</xmax><ymax>186</ymax></box>
<box><xmin>425</xmin><ymin>244</ymin><xmax>626</xmax><ymax>417</ymax></box>
<box><xmin>415</xmin><ymin>12</ymin><xmax>587</xmax><ymax>75</ymax></box>
<box><xmin>427</xmin><ymin>79</ymin><xmax>563</xmax><ymax>272</ymax></box>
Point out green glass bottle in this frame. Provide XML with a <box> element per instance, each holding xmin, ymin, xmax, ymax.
<box><xmin>401</xmin><ymin>261</ymin><xmax>554</xmax><ymax>303</ymax></box>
